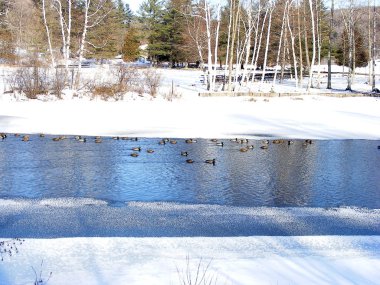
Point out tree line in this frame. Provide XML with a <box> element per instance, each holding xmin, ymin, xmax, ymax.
<box><xmin>0</xmin><ymin>0</ymin><xmax>378</xmax><ymax>91</ymax></box>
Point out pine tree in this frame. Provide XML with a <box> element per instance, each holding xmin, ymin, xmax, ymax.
<box><xmin>86</xmin><ymin>1</ymin><xmax>124</xmax><ymax>59</ymax></box>
<box><xmin>138</xmin><ymin>0</ymin><xmax>168</xmax><ymax>62</ymax></box>
<box><xmin>117</xmin><ymin>1</ymin><xmax>133</xmax><ymax>27</ymax></box>
<box><xmin>335</xmin><ymin>26</ymin><xmax>369</xmax><ymax>68</ymax></box>
<box><xmin>122</xmin><ymin>26</ymin><xmax>140</xmax><ymax>61</ymax></box>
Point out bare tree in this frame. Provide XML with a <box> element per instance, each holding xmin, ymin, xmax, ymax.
<box><xmin>260</xmin><ymin>0</ymin><xmax>275</xmax><ymax>88</ymax></box>
<box><xmin>327</xmin><ymin>0</ymin><xmax>334</xmax><ymax>89</ymax></box>
<box><xmin>42</xmin><ymin>0</ymin><xmax>56</xmax><ymax>67</ymax></box>
<box><xmin>371</xmin><ymin>1</ymin><xmax>376</xmax><ymax>91</ymax></box>
<box><xmin>75</xmin><ymin>0</ymin><xmax>113</xmax><ymax>88</ymax></box>
<box><xmin>53</xmin><ymin>0</ymin><xmax>72</xmax><ymax>70</ymax></box>
<box><xmin>307</xmin><ymin>0</ymin><xmax>316</xmax><ymax>91</ymax></box>
<box><xmin>272</xmin><ymin>0</ymin><xmax>289</xmax><ymax>91</ymax></box>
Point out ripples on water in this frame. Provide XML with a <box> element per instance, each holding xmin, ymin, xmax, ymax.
<box><xmin>0</xmin><ymin>135</ymin><xmax>379</xmax><ymax>208</ymax></box>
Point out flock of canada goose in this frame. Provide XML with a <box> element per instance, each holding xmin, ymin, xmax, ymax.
<box><xmin>1</xmin><ymin>133</ymin><xmax>379</xmax><ymax>164</ymax></box>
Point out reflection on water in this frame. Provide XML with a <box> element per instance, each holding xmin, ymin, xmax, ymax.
<box><xmin>0</xmin><ymin>136</ymin><xmax>379</xmax><ymax>208</ymax></box>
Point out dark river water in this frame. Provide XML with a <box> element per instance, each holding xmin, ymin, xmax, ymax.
<box><xmin>0</xmin><ymin>135</ymin><xmax>379</xmax><ymax>208</ymax></box>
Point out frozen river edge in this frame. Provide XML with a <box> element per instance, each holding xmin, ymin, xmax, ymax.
<box><xmin>0</xmin><ymin>200</ymin><xmax>379</xmax><ymax>238</ymax></box>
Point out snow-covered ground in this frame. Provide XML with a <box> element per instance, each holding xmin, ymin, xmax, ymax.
<box><xmin>0</xmin><ymin>66</ymin><xmax>380</xmax><ymax>284</ymax></box>
<box><xmin>0</xmin><ymin>66</ymin><xmax>379</xmax><ymax>139</ymax></box>
<box><xmin>2</xmin><ymin>236</ymin><xmax>380</xmax><ymax>285</ymax></box>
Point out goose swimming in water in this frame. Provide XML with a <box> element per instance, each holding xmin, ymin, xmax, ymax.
<box><xmin>181</xmin><ymin>151</ymin><xmax>189</xmax><ymax>156</ymax></box>
<box><xmin>132</xmin><ymin>147</ymin><xmax>141</xmax><ymax>151</ymax></box>
<box><xmin>205</xmin><ymin>159</ymin><xmax>216</xmax><ymax>165</ymax></box>
<box><xmin>186</xmin><ymin>159</ymin><xmax>194</xmax><ymax>163</ymax></box>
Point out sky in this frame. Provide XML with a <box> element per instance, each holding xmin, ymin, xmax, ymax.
<box><xmin>124</xmin><ymin>0</ymin><xmax>143</xmax><ymax>13</ymax></box>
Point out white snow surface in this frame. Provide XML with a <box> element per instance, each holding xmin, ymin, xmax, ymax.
<box><xmin>1</xmin><ymin>67</ymin><xmax>380</xmax><ymax>284</ymax></box>
<box><xmin>1</xmin><ymin>236</ymin><xmax>380</xmax><ymax>285</ymax></box>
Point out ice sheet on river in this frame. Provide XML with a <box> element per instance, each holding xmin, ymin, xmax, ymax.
<box><xmin>0</xmin><ymin>199</ymin><xmax>379</xmax><ymax>238</ymax></box>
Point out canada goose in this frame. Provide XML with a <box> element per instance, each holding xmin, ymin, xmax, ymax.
<box><xmin>130</xmin><ymin>152</ymin><xmax>139</xmax><ymax>157</ymax></box>
<box><xmin>260</xmin><ymin>145</ymin><xmax>269</xmax><ymax>150</ymax></box>
<box><xmin>95</xmin><ymin>138</ymin><xmax>102</xmax><ymax>143</ymax></box>
<box><xmin>39</xmin><ymin>134</ymin><xmax>45</xmax><ymax>138</ymax></box>
<box><xmin>287</xmin><ymin>140</ymin><xmax>294</xmax><ymax>145</ymax></box>
<box><xmin>230</xmin><ymin>138</ymin><xmax>238</xmax><ymax>142</ymax></box>
<box><xmin>147</xmin><ymin>149</ymin><xmax>155</xmax><ymax>153</ymax></box>
<box><xmin>262</xmin><ymin>140</ymin><xmax>269</xmax><ymax>144</ymax></box>
<box><xmin>112</xmin><ymin>136</ymin><xmax>120</xmax><ymax>140</ymax></box>
<box><xmin>121</xmin><ymin>137</ymin><xmax>129</xmax><ymax>140</ymax></box>
<box><xmin>216</xmin><ymin>142</ymin><xmax>224</xmax><ymax>147</ymax></box>
<box><xmin>239</xmin><ymin>139</ymin><xmax>249</xmax><ymax>144</ymax></box>
<box><xmin>0</xmin><ymin>133</ymin><xmax>6</xmax><ymax>139</ymax></box>
<box><xmin>132</xmin><ymin>147</ymin><xmax>141</xmax><ymax>151</ymax></box>
<box><xmin>95</xmin><ymin>136</ymin><xmax>101</xmax><ymax>140</ymax></box>
<box><xmin>78</xmin><ymin>137</ymin><xmax>86</xmax><ymax>143</ymax></box>
<box><xmin>52</xmin><ymin>137</ymin><xmax>61</xmax><ymax>141</ymax></box>
<box><xmin>210</xmin><ymin>139</ymin><xmax>218</xmax><ymax>143</ymax></box>
<box><xmin>205</xmin><ymin>159</ymin><xmax>216</xmax><ymax>165</ymax></box>
<box><xmin>181</xmin><ymin>151</ymin><xmax>189</xmax><ymax>156</ymax></box>
<box><xmin>22</xmin><ymin>135</ymin><xmax>29</xmax><ymax>142</ymax></box>
<box><xmin>240</xmin><ymin>147</ymin><xmax>248</xmax><ymax>152</ymax></box>
<box><xmin>163</xmin><ymin>138</ymin><xmax>170</xmax><ymax>142</ymax></box>
<box><xmin>305</xmin><ymin>139</ymin><xmax>313</xmax><ymax>144</ymax></box>
<box><xmin>170</xmin><ymin>140</ymin><xmax>177</xmax><ymax>144</ymax></box>
<box><xmin>247</xmin><ymin>145</ymin><xmax>254</xmax><ymax>149</ymax></box>
<box><xmin>272</xmin><ymin>139</ymin><xmax>283</xmax><ymax>144</ymax></box>
<box><xmin>185</xmin><ymin>139</ymin><xmax>196</xmax><ymax>143</ymax></box>
<box><xmin>186</xmin><ymin>159</ymin><xmax>194</xmax><ymax>163</ymax></box>
<box><xmin>130</xmin><ymin>137</ymin><xmax>138</xmax><ymax>141</ymax></box>
<box><xmin>158</xmin><ymin>140</ymin><xmax>166</xmax><ymax>145</ymax></box>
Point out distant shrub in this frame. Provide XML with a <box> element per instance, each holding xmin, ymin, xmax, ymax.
<box><xmin>142</xmin><ymin>68</ymin><xmax>162</xmax><ymax>98</ymax></box>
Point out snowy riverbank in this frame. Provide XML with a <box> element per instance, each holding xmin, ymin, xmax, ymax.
<box><xmin>0</xmin><ymin>95</ymin><xmax>379</xmax><ymax>140</ymax></box>
<box><xmin>1</xmin><ymin>68</ymin><xmax>380</xmax><ymax>284</ymax></box>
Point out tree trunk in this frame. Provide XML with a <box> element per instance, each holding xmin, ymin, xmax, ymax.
<box><xmin>287</xmin><ymin>1</ymin><xmax>298</xmax><ymax>89</ymax></box>
<box><xmin>260</xmin><ymin>4</ymin><xmax>274</xmax><ymax>88</ymax></box>
<box><xmin>272</xmin><ymin>1</ymin><xmax>288</xmax><ymax>90</ymax></box>
<box><xmin>42</xmin><ymin>0</ymin><xmax>55</xmax><ymax>67</ymax></box>
<box><xmin>76</xmin><ymin>0</ymin><xmax>90</xmax><ymax>89</ymax></box>
<box><xmin>372</xmin><ymin>3</ymin><xmax>376</xmax><ymax>91</ymax></box>
<box><xmin>346</xmin><ymin>0</ymin><xmax>354</xmax><ymax>91</ymax></box>
<box><xmin>297</xmin><ymin>0</ymin><xmax>303</xmax><ymax>87</ymax></box>
<box><xmin>307</xmin><ymin>0</ymin><xmax>316</xmax><ymax>91</ymax></box>
<box><xmin>327</xmin><ymin>0</ymin><xmax>334</xmax><ymax>89</ymax></box>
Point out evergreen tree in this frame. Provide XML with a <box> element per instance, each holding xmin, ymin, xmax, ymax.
<box><xmin>122</xmin><ymin>26</ymin><xmax>140</xmax><ymax>61</ymax></box>
<box><xmin>117</xmin><ymin>1</ymin><xmax>133</xmax><ymax>27</ymax></box>
<box><xmin>164</xmin><ymin>0</ymin><xmax>188</xmax><ymax>65</ymax></box>
<box><xmin>138</xmin><ymin>0</ymin><xmax>168</xmax><ymax>62</ymax></box>
<box><xmin>86</xmin><ymin>1</ymin><xmax>124</xmax><ymax>59</ymax></box>
<box><xmin>335</xmin><ymin>26</ymin><xmax>369</xmax><ymax>68</ymax></box>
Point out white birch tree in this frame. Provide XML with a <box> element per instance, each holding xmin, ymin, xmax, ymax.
<box><xmin>307</xmin><ymin>0</ymin><xmax>316</xmax><ymax>91</ymax></box>
<box><xmin>75</xmin><ymin>0</ymin><xmax>113</xmax><ymax>88</ymax></box>
<box><xmin>260</xmin><ymin>0</ymin><xmax>275</xmax><ymax>89</ymax></box>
